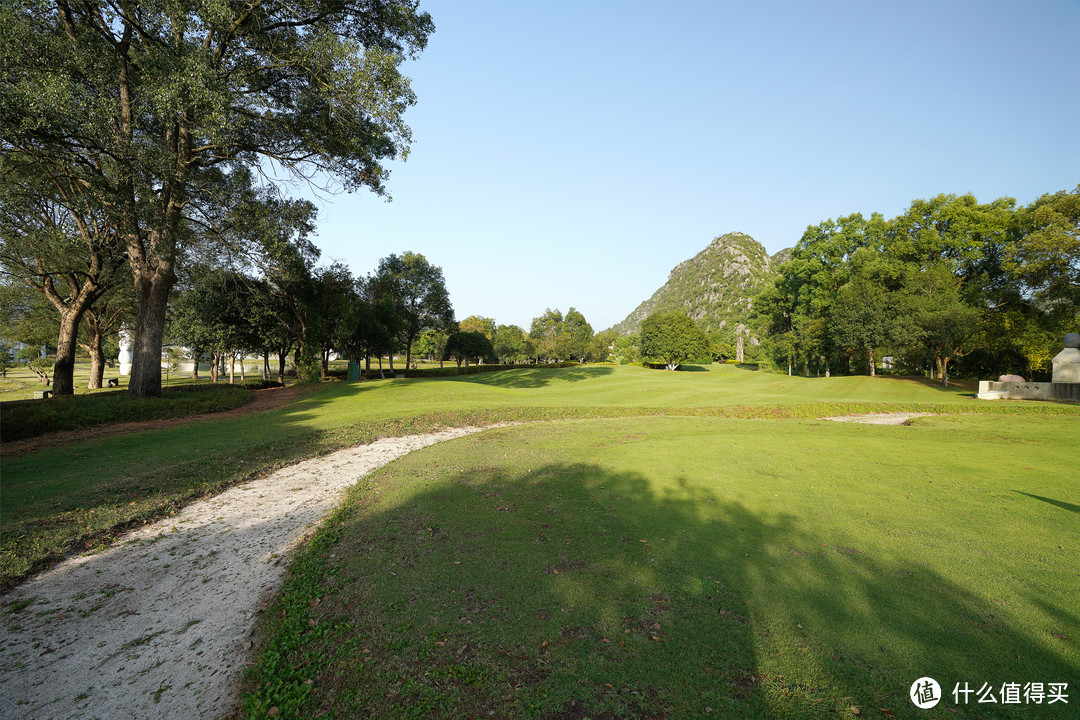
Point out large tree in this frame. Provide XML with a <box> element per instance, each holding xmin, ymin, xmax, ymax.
<box><xmin>529</xmin><ymin>309</ymin><xmax>564</xmax><ymax>362</ymax></box>
<box><xmin>0</xmin><ymin>0</ymin><xmax>433</xmax><ymax>397</ymax></box>
<box><xmin>640</xmin><ymin>311</ymin><xmax>711</xmax><ymax>371</ymax></box>
<box><xmin>1006</xmin><ymin>185</ymin><xmax>1080</xmax><ymax>316</ymax></box>
<box><xmin>492</xmin><ymin>324</ymin><xmax>527</xmax><ymax>364</ymax></box>
<box><xmin>444</xmin><ymin>330</ymin><xmax>493</xmax><ymax>367</ymax></box>
<box><xmin>562</xmin><ymin>307</ymin><xmax>594</xmax><ymax>363</ymax></box>
<box><xmin>0</xmin><ymin>160</ymin><xmax>127</xmax><ymax>395</ymax></box>
<box><xmin>373</xmin><ymin>252</ymin><xmax>454</xmax><ymax>375</ymax></box>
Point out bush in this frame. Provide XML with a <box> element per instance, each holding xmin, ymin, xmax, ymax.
<box><xmin>357</xmin><ymin>362</ymin><xmax>579</xmax><ymax>380</ymax></box>
<box><xmin>240</xmin><ymin>379</ymin><xmax>285</xmax><ymax>390</ymax></box>
<box><xmin>0</xmin><ymin>383</ymin><xmax>252</xmax><ymax>443</ymax></box>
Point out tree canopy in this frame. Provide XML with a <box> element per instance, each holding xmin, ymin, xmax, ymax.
<box><xmin>0</xmin><ymin>0</ymin><xmax>433</xmax><ymax>396</ymax></box>
<box><xmin>640</xmin><ymin>312</ymin><xmax>711</xmax><ymax>371</ymax></box>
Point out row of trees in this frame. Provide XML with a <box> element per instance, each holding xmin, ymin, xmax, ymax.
<box><xmin>0</xmin><ymin>0</ymin><xmax>434</xmax><ymax>397</ymax></box>
<box><xmin>414</xmin><ymin>308</ymin><xmax>617</xmax><ymax>367</ymax></box>
<box><xmin>754</xmin><ymin>188</ymin><xmax>1080</xmax><ymax>382</ymax></box>
<box><xmin>170</xmin><ymin>246</ymin><xmax>453</xmax><ymax>382</ymax></box>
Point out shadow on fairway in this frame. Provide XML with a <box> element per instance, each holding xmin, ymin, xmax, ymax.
<box><xmin>450</xmin><ymin>365</ymin><xmax>614</xmax><ymax>389</ymax></box>
<box><xmin>256</xmin><ymin>462</ymin><xmax>1077</xmax><ymax>720</ymax></box>
<box><xmin>1014</xmin><ymin>491</ymin><xmax>1080</xmax><ymax>515</ymax></box>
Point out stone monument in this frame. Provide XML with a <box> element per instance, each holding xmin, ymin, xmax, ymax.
<box><xmin>1052</xmin><ymin>332</ymin><xmax>1080</xmax><ymax>384</ymax></box>
<box><xmin>118</xmin><ymin>326</ymin><xmax>133</xmax><ymax>376</ymax></box>
<box><xmin>978</xmin><ymin>333</ymin><xmax>1080</xmax><ymax>402</ymax></box>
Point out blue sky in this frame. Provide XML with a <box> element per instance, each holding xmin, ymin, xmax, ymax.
<box><xmin>298</xmin><ymin>0</ymin><xmax>1080</xmax><ymax>332</ymax></box>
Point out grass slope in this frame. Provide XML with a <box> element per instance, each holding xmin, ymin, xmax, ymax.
<box><xmin>2</xmin><ymin>365</ymin><xmax>1075</xmax><ymax>589</ymax></box>
<box><xmin>242</xmin><ymin>415</ymin><xmax>1078</xmax><ymax>719</ymax></box>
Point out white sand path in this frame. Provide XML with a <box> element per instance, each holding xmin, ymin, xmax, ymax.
<box><xmin>820</xmin><ymin>412</ymin><xmax>936</xmax><ymax>425</ymax></box>
<box><xmin>0</xmin><ymin>426</ymin><xmax>500</xmax><ymax>720</ymax></box>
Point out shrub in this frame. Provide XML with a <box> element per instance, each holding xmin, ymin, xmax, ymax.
<box><xmin>0</xmin><ymin>383</ymin><xmax>252</xmax><ymax>443</ymax></box>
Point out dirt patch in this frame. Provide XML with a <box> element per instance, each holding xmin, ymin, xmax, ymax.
<box><xmin>1</xmin><ymin>385</ymin><xmax>304</xmax><ymax>458</ymax></box>
<box><xmin>820</xmin><ymin>412</ymin><xmax>936</xmax><ymax>425</ymax></box>
<box><xmin>0</xmin><ymin>424</ymin><xmax>508</xmax><ymax>720</ymax></box>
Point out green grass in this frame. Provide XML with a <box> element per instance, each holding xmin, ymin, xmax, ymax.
<box><xmin>0</xmin><ymin>382</ymin><xmax>253</xmax><ymax>442</ymax></box>
<box><xmin>242</xmin><ymin>414</ymin><xmax>1079</xmax><ymax>720</ymax></box>
<box><xmin>2</xmin><ymin>365</ymin><xmax>1076</xmax><ymax>590</ymax></box>
<box><xmin>0</xmin><ymin>358</ymin><xmax>210</xmax><ymax>402</ymax></box>
<box><xmin>2</xmin><ymin>363</ymin><xmax>1077</xmax><ymax>718</ymax></box>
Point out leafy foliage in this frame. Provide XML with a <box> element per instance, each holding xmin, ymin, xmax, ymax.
<box><xmin>443</xmin><ymin>331</ymin><xmax>495</xmax><ymax>367</ymax></box>
<box><xmin>640</xmin><ymin>312</ymin><xmax>711</xmax><ymax>370</ymax></box>
<box><xmin>0</xmin><ymin>0</ymin><xmax>433</xmax><ymax>396</ymax></box>
<box><xmin>755</xmin><ymin>189</ymin><xmax>1077</xmax><ymax>381</ymax></box>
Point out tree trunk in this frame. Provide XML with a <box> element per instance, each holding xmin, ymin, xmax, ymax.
<box><xmin>263</xmin><ymin>351</ymin><xmax>270</xmax><ymax>381</ymax></box>
<box><xmin>210</xmin><ymin>351</ymin><xmax>219</xmax><ymax>383</ymax></box>
<box><xmin>240</xmin><ymin>352</ymin><xmax>246</xmax><ymax>382</ymax></box>
<box><xmin>128</xmin><ymin>270</ymin><xmax>173</xmax><ymax>398</ymax></box>
<box><xmin>804</xmin><ymin>359</ymin><xmax>809</xmax><ymax>377</ymax></box>
<box><xmin>869</xmin><ymin>349</ymin><xmax>876</xmax><ymax>377</ymax></box>
<box><xmin>191</xmin><ymin>353</ymin><xmax>200</xmax><ymax>380</ymax></box>
<box><xmin>321</xmin><ymin>348</ymin><xmax>329</xmax><ymax>379</ymax></box>
<box><xmin>83</xmin><ymin>318</ymin><xmax>106</xmax><ymax>390</ymax></box>
<box><xmin>388</xmin><ymin>353</ymin><xmax>395</xmax><ymax>375</ymax></box>
<box><xmin>229</xmin><ymin>351</ymin><xmax>235</xmax><ymax>384</ymax></box>
<box><xmin>278</xmin><ymin>351</ymin><xmax>287</xmax><ymax>385</ymax></box>
<box><xmin>51</xmin><ymin>309</ymin><xmax>83</xmax><ymax>396</ymax></box>
<box><xmin>825</xmin><ymin>358</ymin><xmax>831</xmax><ymax>378</ymax></box>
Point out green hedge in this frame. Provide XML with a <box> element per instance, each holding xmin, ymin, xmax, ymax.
<box><xmin>0</xmin><ymin>383</ymin><xmax>253</xmax><ymax>443</ymax></box>
<box><xmin>357</xmin><ymin>362</ymin><xmax>579</xmax><ymax>380</ymax></box>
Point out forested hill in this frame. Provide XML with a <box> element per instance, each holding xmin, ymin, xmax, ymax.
<box><xmin>611</xmin><ymin>232</ymin><xmax>788</xmax><ymax>336</ymax></box>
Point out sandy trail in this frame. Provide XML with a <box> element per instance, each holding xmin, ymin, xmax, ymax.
<box><xmin>0</xmin><ymin>426</ymin><xmax>498</xmax><ymax>720</ymax></box>
<box><xmin>820</xmin><ymin>412</ymin><xmax>935</xmax><ymax>425</ymax></box>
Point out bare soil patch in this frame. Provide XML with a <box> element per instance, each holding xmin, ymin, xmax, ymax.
<box><xmin>821</xmin><ymin>412</ymin><xmax>936</xmax><ymax>425</ymax></box>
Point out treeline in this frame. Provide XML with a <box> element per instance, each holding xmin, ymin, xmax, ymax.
<box><xmin>417</xmin><ymin>308</ymin><xmax>617</xmax><ymax>368</ymax></box>
<box><xmin>753</xmin><ymin>187</ymin><xmax>1080</xmax><ymax>383</ymax></box>
<box><xmin>0</xmin><ymin>0</ymin><xmax>434</xmax><ymax>397</ymax></box>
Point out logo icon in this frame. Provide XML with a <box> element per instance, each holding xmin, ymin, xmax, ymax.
<box><xmin>911</xmin><ymin>677</ymin><xmax>942</xmax><ymax>709</ymax></box>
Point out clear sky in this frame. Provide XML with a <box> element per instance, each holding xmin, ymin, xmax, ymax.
<box><xmin>294</xmin><ymin>0</ymin><xmax>1080</xmax><ymax>332</ymax></box>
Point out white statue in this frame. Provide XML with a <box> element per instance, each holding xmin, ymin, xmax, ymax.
<box><xmin>118</xmin><ymin>326</ymin><xmax>133</xmax><ymax>376</ymax></box>
<box><xmin>1051</xmin><ymin>333</ymin><xmax>1080</xmax><ymax>384</ymax></box>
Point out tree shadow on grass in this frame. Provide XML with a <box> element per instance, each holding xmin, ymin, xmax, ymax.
<box><xmin>449</xmin><ymin>365</ymin><xmax>615</xmax><ymax>389</ymax></box>
<box><xmin>259</xmin><ymin>460</ymin><xmax>1078</xmax><ymax>720</ymax></box>
<box><xmin>1014</xmin><ymin>491</ymin><xmax>1080</xmax><ymax>515</ymax></box>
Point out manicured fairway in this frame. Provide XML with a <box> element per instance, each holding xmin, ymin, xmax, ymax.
<box><xmin>242</xmin><ymin>413</ymin><xmax>1078</xmax><ymax>720</ymax></box>
<box><xmin>2</xmin><ymin>365</ymin><xmax>1075</xmax><ymax>589</ymax></box>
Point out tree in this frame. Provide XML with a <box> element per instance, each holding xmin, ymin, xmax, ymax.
<box><xmin>590</xmin><ymin>329</ymin><xmax>619</xmax><ymax>363</ymax></box>
<box><xmin>444</xmin><ymin>331</ymin><xmax>494</xmax><ymax>367</ymax></box>
<box><xmin>1</xmin><ymin>0</ymin><xmax>433</xmax><ymax>397</ymax></box>
<box><xmin>0</xmin><ymin>340</ymin><xmax>14</xmax><ymax>378</ymax></box>
<box><xmin>562</xmin><ymin>307</ymin><xmax>594</xmax><ymax>362</ymax></box>
<box><xmin>530</xmin><ymin>309</ymin><xmax>564</xmax><ymax>362</ymax></box>
<box><xmin>374</xmin><ymin>252</ymin><xmax>454</xmax><ymax>376</ymax></box>
<box><xmin>0</xmin><ymin>281</ymin><xmax>56</xmax><ymax>360</ymax></box>
<box><xmin>896</xmin><ymin>263</ymin><xmax>982</xmax><ymax>385</ymax></box>
<box><xmin>80</xmin><ymin>286</ymin><xmax>134</xmax><ymax>389</ymax></box>
<box><xmin>1006</xmin><ymin>185</ymin><xmax>1080</xmax><ymax>316</ymax></box>
<box><xmin>169</xmin><ymin>270</ymin><xmax>257</xmax><ymax>384</ymax></box>
<box><xmin>493</xmin><ymin>324</ymin><xmax>528</xmax><ymax>364</ymax></box>
<box><xmin>340</xmin><ymin>275</ymin><xmax>404</xmax><ymax>377</ymax></box>
<box><xmin>458</xmin><ymin>316</ymin><xmax>496</xmax><ymax>342</ymax></box>
<box><xmin>613</xmin><ymin>333</ymin><xmax>641</xmax><ymax>365</ymax></box>
<box><xmin>830</xmin><ymin>252</ymin><xmax>898</xmax><ymax>376</ymax></box>
<box><xmin>0</xmin><ymin>160</ymin><xmax>127</xmax><ymax>395</ymax></box>
<box><xmin>640</xmin><ymin>312</ymin><xmax>711</xmax><ymax>371</ymax></box>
